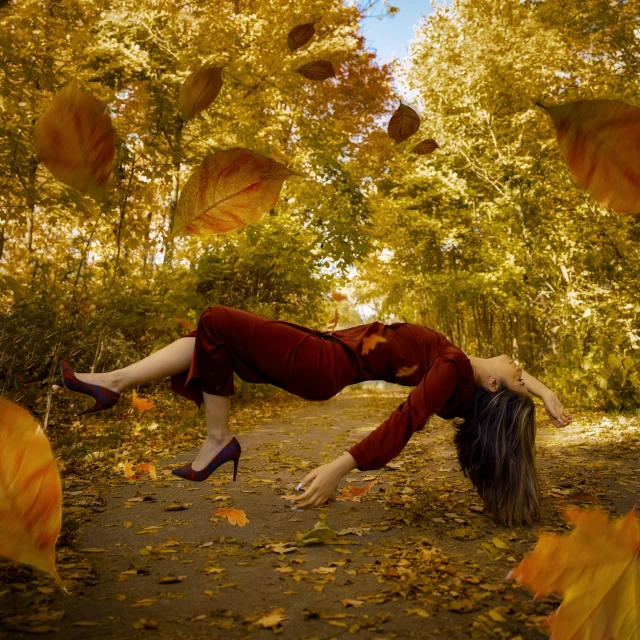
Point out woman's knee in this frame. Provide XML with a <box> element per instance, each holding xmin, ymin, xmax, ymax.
<box><xmin>198</xmin><ymin>305</ymin><xmax>231</xmax><ymax>333</ymax></box>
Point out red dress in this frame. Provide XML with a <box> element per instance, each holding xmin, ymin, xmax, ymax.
<box><xmin>171</xmin><ymin>306</ymin><xmax>475</xmax><ymax>471</ymax></box>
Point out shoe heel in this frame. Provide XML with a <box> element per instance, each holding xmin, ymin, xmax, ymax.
<box><xmin>232</xmin><ymin>458</ymin><xmax>239</xmax><ymax>482</ymax></box>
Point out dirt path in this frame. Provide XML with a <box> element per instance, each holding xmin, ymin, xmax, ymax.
<box><xmin>2</xmin><ymin>387</ymin><xmax>639</xmax><ymax>639</ymax></box>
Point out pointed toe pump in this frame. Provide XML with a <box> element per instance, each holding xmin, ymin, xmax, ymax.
<box><xmin>171</xmin><ymin>437</ymin><xmax>241</xmax><ymax>482</ymax></box>
<box><xmin>59</xmin><ymin>360</ymin><xmax>121</xmax><ymax>417</ymax></box>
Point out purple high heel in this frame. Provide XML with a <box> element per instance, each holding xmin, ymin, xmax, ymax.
<box><xmin>59</xmin><ymin>360</ymin><xmax>121</xmax><ymax>417</ymax></box>
<box><xmin>172</xmin><ymin>437</ymin><xmax>241</xmax><ymax>482</ymax></box>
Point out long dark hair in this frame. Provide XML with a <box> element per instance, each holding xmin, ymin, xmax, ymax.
<box><xmin>453</xmin><ymin>382</ymin><xmax>541</xmax><ymax>527</ymax></box>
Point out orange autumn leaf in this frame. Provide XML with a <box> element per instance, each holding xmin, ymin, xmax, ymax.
<box><xmin>136</xmin><ymin>463</ymin><xmax>157</xmax><ymax>481</ymax></box>
<box><xmin>396</xmin><ymin>364</ymin><xmax>419</xmax><ymax>378</ymax></box>
<box><xmin>537</xmin><ymin>99</ymin><xmax>640</xmax><ymax>214</ymax></box>
<box><xmin>132</xmin><ymin>389</ymin><xmax>156</xmax><ymax>414</ymax></box>
<box><xmin>287</xmin><ymin>21</ymin><xmax>319</xmax><ymax>53</ymax></box>
<box><xmin>0</xmin><ymin>398</ymin><xmax>63</xmax><ymax>587</ymax></box>
<box><xmin>411</xmin><ymin>139</ymin><xmax>440</xmax><ymax>155</ymax></box>
<box><xmin>361</xmin><ymin>334</ymin><xmax>388</xmax><ymax>356</ymax></box>
<box><xmin>388</xmin><ymin>102</ymin><xmax>420</xmax><ymax>145</ymax></box>
<box><xmin>293</xmin><ymin>60</ymin><xmax>336</xmax><ymax>82</ymax></box>
<box><xmin>331</xmin><ymin>291</ymin><xmax>348</xmax><ymax>302</ymax></box>
<box><xmin>213</xmin><ymin>507</ymin><xmax>249</xmax><ymax>527</ymax></box>
<box><xmin>179</xmin><ymin>66</ymin><xmax>226</xmax><ymax>122</ymax></box>
<box><xmin>176</xmin><ymin>317</ymin><xmax>196</xmax><ymax>331</ymax></box>
<box><xmin>169</xmin><ymin>147</ymin><xmax>301</xmax><ymax>238</ymax></box>
<box><xmin>33</xmin><ymin>79</ymin><xmax>115</xmax><ymax>197</ymax></box>
<box><xmin>325</xmin><ymin>308</ymin><xmax>340</xmax><ymax>332</ymax></box>
<box><xmin>337</xmin><ymin>482</ymin><xmax>375</xmax><ymax>501</ymax></box>
<box><xmin>508</xmin><ymin>506</ymin><xmax>640</xmax><ymax>640</ymax></box>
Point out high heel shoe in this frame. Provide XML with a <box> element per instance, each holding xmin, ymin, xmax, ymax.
<box><xmin>59</xmin><ymin>360</ymin><xmax>121</xmax><ymax>417</ymax></box>
<box><xmin>171</xmin><ymin>437</ymin><xmax>241</xmax><ymax>482</ymax></box>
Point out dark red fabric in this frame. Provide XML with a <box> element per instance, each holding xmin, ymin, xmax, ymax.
<box><xmin>171</xmin><ymin>306</ymin><xmax>475</xmax><ymax>471</ymax></box>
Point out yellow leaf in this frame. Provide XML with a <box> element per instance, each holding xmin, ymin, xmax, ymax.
<box><xmin>361</xmin><ymin>334</ymin><xmax>388</xmax><ymax>356</ymax></box>
<box><xmin>254</xmin><ymin>608</ymin><xmax>287</xmax><ymax>629</ymax></box>
<box><xmin>136</xmin><ymin>463</ymin><xmax>157</xmax><ymax>481</ymax></box>
<box><xmin>395</xmin><ymin>364</ymin><xmax>419</xmax><ymax>378</ymax></box>
<box><xmin>213</xmin><ymin>507</ymin><xmax>249</xmax><ymax>527</ymax></box>
<box><xmin>0</xmin><ymin>398</ymin><xmax>63</xmax><ymax>587</ymax></box>
<box><xmin>509</xmin><ymin>506</ymin><xmax>640</xmax><ymax>640</ymax></box>
<box><xmin>492</xmin><ymin>537</ymin><xmax>509</xmax><ymax>549</ymax></box>
<box><xmin>170</xmin><ymin>147</ymin><xmax>301</xmax><ymax>238</ymax></box>
<box><xmin>33</xmin><ymin>79</ymin><xmax>114</xmax><ymax>197</ymax></box>
<box><xmin>406</xmin><ymin>608</ymin><xmax>430</xmax><ymax>618</ymax></box>
<box><xmin>179</xmin><ymin>66</ymin><xmax>226</xmax><ymax>122</ymax></box>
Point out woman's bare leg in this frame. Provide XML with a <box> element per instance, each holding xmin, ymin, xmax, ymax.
<box><xmin>74</xmin><ymin>337</ymin><xmax>236</xmax><ymax>471</ymax></box>
<box><xmin>74</xmin><ymin>337</ymin><xmax>196</xmax><ymax>394</ymax></box>
<box><xmin>191</xmin><ymin>392</ymin><xmax>233</xmax><ymax>471</ymax></box>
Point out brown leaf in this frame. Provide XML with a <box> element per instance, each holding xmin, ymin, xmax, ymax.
<box><xmin>33</xmin><ymin>79</ymin><xmax>115</xmax><ymax>197</ymax></box>
<box><xmin>293</xmin><ymin>60</ymin><xmax>336</xmax><ymax>82</ymax></box>
<box><xmin>287</xmin><ymin>21</ymin><xmax>319</xmax><ymax>53</ymax></box>
<box><xmin>387</xmin><ymin>102</ymin><xmax>420</xmax><ymax>145</ymax></box>
<box><xmin>131</xmin><ymin>390</ymin><xmax>156</xmax><ymax>415</ymax></box>
<box><xmin>331</xmin><ymin>290</ymin><xmax>348</xmax><ymax>302</ymax></box>
<box><xmin>410</xmin><ymin>138</ymin><xmax>440</xmax><ymax>155</ymax></box>
<box><xmin>158</xmin><ymin>575</ymin><xmax>187</xmax><ymax>584</ymax></box>
<box><xmin>341</xmin><ymin>598</ymin><xmax>365</xmax><ymax>608</ymax></box>
<box><xmin>179</xmin><ymin>66</ymin><xmax>226</xmax><ymax>122</ymax></box>
<box><xmin>170</xmin><ymin>147</ymin><xmax>300</xmax><ymax>238</ymax></box>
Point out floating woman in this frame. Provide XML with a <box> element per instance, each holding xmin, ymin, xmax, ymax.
<box><xmin>59</xmin><ymin>304</ymin><xmax>571</xmax><ymax>527</ymax></box>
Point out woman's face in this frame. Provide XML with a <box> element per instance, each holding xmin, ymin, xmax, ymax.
<box><xmin>492</xmin><ymin>354</ymin><xmax>528</xmax><ymax>395</ymax></box>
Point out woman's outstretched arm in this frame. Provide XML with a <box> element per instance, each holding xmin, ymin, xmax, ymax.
<box><xmin>522</xmin><ymin>369</ymin><xmax>572</xmax><ymax>427</ymax></box>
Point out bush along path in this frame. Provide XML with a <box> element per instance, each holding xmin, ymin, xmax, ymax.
<box><xmin>1</xmin><ymin>386</ymin><xmax>639</xmax><ymax>639</ymax></box>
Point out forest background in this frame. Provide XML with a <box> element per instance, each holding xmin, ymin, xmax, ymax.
<box><xmin>2</xmin><ymin>0</ymin><xmax>640</xmax><ymax>421</ymax></box>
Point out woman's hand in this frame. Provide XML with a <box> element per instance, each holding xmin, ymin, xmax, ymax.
<box><xmin>543</xmin><ymin>392</ymin><xmax>572</xmax><ymax>427</ymax></box>
<box><xmin>292</xmin><ymin>452</ymin><xmax>357</xmax><ymax>510</ymax></box>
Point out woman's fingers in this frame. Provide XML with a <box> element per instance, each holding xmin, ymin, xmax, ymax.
<box><xmin>297</xmin><ymin>469</ymin><xmax>318</xmax><ymax>491</ymax></box>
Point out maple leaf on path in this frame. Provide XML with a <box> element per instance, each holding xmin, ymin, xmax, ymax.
<box><xmin>131</xmin><ymin>390</ymin><xmax>156</xmax><ymax>414</ymax></box>
<box><xmin>508</xmin><ymin>506</ymin><xmax>640</xmax><ymax>640</ymax></box>
<box><xmin>336</xmin><ymin>482</ymin><xmax>375</xmax><ymax>501</ymax></box>
<box><xmin>254</xmin><ymin>608</ymin><xmax>287</xmax><ymax>629</ymax></box>
<box><xmin>213</xmin><ymin>507</ymin><xmax>249</xmax><ymax>527</ymax></box>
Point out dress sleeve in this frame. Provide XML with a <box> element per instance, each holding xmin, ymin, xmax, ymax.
<box><xmin>348</xmin><ymin>357</ymin><xmax>459</xmax><ymax>471</ymax></box>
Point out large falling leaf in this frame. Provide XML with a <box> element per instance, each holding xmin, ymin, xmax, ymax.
<box><xmin>131</xmin><ymin>389</ymin><xmax>156</xmax><ymax>414</ymax></box>
<box><xmin>213</xmin><ymin>507</ymin><xmax>249</xmax><ymax>526</ymax></box>
<box><xmin>179</xmin><ymin>66</ymin><xmax>226</xmax><ymax>122</ymax></box>
<box><xmin>287</xmin><ymin>21</ymin><xmax>318</xmax><ymax>53</ymax></box>
<box><xmin>388</xmin><ymin>102</ymin><xmax>420</xmax><ymax>145</ymax></box>
<box><xmin>361</xmin><ymin>334</ymin><xmax>388</xmax><ymax>356</ymax></box>
<box><xmin>330</xmin><ymin>291</ymin><xmax>348</xmax><ymax>302</ymax></box>
<box><xmin>537</xmin><ymin>99</ymin><xmax>640</xmax><ymax>214</ymax></box>
<box><xmin>293</xmin><ymin>60</ymin><xmax>336</xmax><ymax>81</ymax></box>
<box><xmin>169</xmin><ymin>147</ymin><xmax>300</xmax><ymax>237</ymax></box>
<box><xmin>0</xmin><ymin>398</ymin><xmax>63</xmax><ymax>587</ymax></box>
<box><xmin>508</xmin><ymin>506</ymin><xmax>640</xmax><ymax>640</ymax></box>
<box><xmin>33</xmin><ymin>79</ymin><xmax>115</xmax><ymax>197</ymax></box>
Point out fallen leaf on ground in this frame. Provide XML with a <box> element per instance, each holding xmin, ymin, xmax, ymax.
<box><xmin>213</xmin><ymin>507</ymin><xmax>249</xmax><ymax>526</ymax></box>
<box><xmin>337</xmin><ymin>482</ymin><xmax>374</xmax><ymax>501</ymax></box>
<box><xmin>131</xmin><ymin>390</ymin><xmax>156</xmax><ymax>414</ymax></box>
<box><xmin>254</xmin><ymin>608</ymin><xmax>287</xmax><ymax>629</ymax></box>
